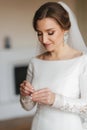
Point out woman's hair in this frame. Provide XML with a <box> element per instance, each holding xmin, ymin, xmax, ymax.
<box><xmin>33</xmin><ymin>2</ymin><xmax>71</xmax><ymax>31</ymax></box>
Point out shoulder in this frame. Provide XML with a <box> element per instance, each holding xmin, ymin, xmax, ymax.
<box><xmin>80</xmin><ymin>53</ymin><xmax>87</xmax><ymax>75</ymax></box>
<box><xmin>27</xmin><ymin>57</ymin><xmax>35</xmax><ymax>68</ymax></box>
<box><xmin>82</xmin><ymin>53</ymin><xmax>87</xmax><ymax>64</ymax></box>
<box><xmin>28</xmin><ymin>52</ymin><xmax>47</xmax><ymax>62</ymax></box>
<box><xmin>27</xmin><ymin>54</ymin><xmax>44</xmax><ymax>67</ymax></box>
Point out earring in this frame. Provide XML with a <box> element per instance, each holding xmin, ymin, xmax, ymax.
<box><xmin>64</xmin><ymin>32</ymin><xmax>68</xmax><ymax>44</ymax></box>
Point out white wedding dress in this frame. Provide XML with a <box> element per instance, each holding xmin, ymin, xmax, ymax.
<box><xmin>20</xmin><ymin>54</ymin><xmax>87</xmax><ymax>130</ymax></box>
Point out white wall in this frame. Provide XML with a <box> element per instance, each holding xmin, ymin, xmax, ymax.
<box><xmin>0</xmin><ymin>0</ymin><xmax>77</xmax><ymax>49</ymax></box>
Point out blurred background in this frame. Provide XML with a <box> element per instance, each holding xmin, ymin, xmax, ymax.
<box><xmin>0</xmin><ymin>0</ymin><xmax>87</xmax><ymax>130</ymax></box>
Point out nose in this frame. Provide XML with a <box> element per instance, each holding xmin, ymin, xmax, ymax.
<box><xmin>42</xmin><ymin>34</ymin><xmax>49</xmax><ymax>44</ymax></box>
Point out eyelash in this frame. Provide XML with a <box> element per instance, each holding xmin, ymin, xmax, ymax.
<box><xmin>37</xmin><ymin>33</ymin><xmax>42</xmax><ymax>36</ymax></box>
<box><xmin>48</xmin><ymin>32</ymin><xmax>54</xmax><ymax>35</ymax></box>
<box><xmin>37</xmin><ymin>31</ymin><xmax>54</xmax><ymax>36</ymax></box>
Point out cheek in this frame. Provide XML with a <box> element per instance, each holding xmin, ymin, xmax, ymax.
<box><xmin>55</xmin><ymin>32</ymin><xmax>64</xmax><ymax>42</ymax></box>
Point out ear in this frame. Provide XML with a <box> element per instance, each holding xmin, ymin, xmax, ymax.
<box><xmin>64</xmin><ymin>30</ymin><xmax>69</xmax><ymax>33</ymax></box>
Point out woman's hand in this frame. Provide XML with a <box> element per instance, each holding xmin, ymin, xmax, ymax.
<box><xmin>32</xmin><ymin>88</ymin><xmax>55</xmax><ymax>105</ymax></box>
<box><xmin>20</xmin><ymin>80</ymin><xmax>35</xmax><ymax>96</ymax></box>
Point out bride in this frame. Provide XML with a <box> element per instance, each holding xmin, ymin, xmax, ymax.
<box><xmin>20</xmin><ymin>1</ymin><xmax>87</xmax><ymax>130</ymax></box>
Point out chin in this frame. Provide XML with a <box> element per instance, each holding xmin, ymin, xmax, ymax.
<box><xmin>45</xmin><ymin>48</ymin><xmax>54</xmax><ymax>52</ymax></box>
<box><xmin>43</xmin><ymin>44</ymin><xmax>54</xmax><ymax>51</ymax></box>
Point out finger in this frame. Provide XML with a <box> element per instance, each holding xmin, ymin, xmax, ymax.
<box><xmin>32</xmin><ymin>90</ymin><xmax>51</xmax><ymax>100</ymax></box>
<box><xmin>33</xmin><ymin>88</ymin><xmax>50</xmax><ymax>95</ymax></box>
<box><xmin>20</xmin><ymin>88</ymin><xmax>30</xmax><ymax>96</ymax></box>
<box><xmin>32</xmin><ymin>90</ymin><xmax>50</xmax><ymax>98</ymax></box>
<box><xmin>32</xmin><ymin>91</ymin><xmax>54</xmax><ymax>105</ymax></box>
<box><xmin>20</xmin><ymin>82</ymin><xmax>35</xmax><ymax>93</ymax></box>
<box><xmin>33</xmin><ymin>96</ymin><xmax>51</xmax><ymax>105</ymax></box>
<box><xmin>21</xmin><ymin>87</ymin><xmax>34</xmax><ymax>96</ymax></box>
<box><xmin>23</xmin><ymin>80</ymin><xmax>33</xmax><ymax>88</ymax></box>
<box><xmin>20</xmin><ymin>91</ymin><xmax>27</xmax><ymax>96</ymax></box>
<box><xmin>23</xmin><ymin>81</ymin><xmax>35</xmax><ymax>91</ymax></box>
<box><xmin>32</xmin><ymin>96</ymin><xmax>46</xmax><ymax>102</ymax></box>
<box><xmin>24</xmin><ymin>86</ymin><xmax>34</xmax><ymax>93</ymax></box>
<box><xmin>20</xmin><ymin>87</ymin><xmax>31</xmax><ymax>95</ymax></box>
<box><xmin>32</xmin><ymin>91</ymin><xmax>50</xmax><ymax>102</ymax></box>
<box><xmin>20</xmin><ymin>84</ymin><xmax>33</xmax><ymax>95</ymax></box>
<box><xmin>20</xmin><ymin>83</ymin><xmax>24</xmax><ymax>87</ymax></box>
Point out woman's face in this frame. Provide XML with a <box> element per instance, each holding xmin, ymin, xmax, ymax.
<box><xmin>36</xmin><ymin>18</ymin><xmax>65</xmax><ymax>52</ymax></box>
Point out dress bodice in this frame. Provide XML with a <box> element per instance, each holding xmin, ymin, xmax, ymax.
<box><xmin>21</xmin><ymin>54</ymin><xmax>87</xmax><ymax>130</ymax></box>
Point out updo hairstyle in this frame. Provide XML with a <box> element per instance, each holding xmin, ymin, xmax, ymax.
<box><xmin>33</xmin><ymin>2</ymin><xmax>71</xmax><ymax>31</ymax></box>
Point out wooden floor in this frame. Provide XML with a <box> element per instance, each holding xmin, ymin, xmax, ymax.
<box><xmin>0</xmin><ymin>116</ymin><xmax>33</xmax><ymax>130</ymax></box>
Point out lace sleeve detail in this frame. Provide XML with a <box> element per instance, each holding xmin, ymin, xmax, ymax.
<box><xmin>20</xmin><ymin>58</ymin><xmax>36</xmax><ymax>111</ymax></box>
<box><xmin>52</xmin><ymin>59</ymin><xmax>87</xmax><ymax>121</ymax></box>
<box><xmin>52</xmin><ymin>58</ymin><xmax>87</xmax><ymax>119</ymax></box>
<box><xmin>20</xmin><ymin>95</ymin><xmax>36</xmax><ymax>111</ymax></box>
<box><xmin>52</xmin><ymin>93</ymin><xmax>87</xmax><ymax>118</ymax></box>
<box><xmin>26</xmin><ymin>59</ymin><xmax>33</xmax><ymax>83</ymax></box>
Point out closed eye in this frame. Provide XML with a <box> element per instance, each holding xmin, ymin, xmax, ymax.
<box><xmin>37</xmin><ymin>31</ymin><xmax>43</xmax><ymax>37</ymax></box>
<box><xmin>37</xmin><ymin>30</ymin><xmax>55</xmax><ymax>36</ymax></box>
<box><xmin>48</xmin><ymin>31</ymin><xmax>54</xmax><ymax>35</ymax></box>
<box><xmin>37</xmin><ymin>33</ymin><xmax>42</xmax><ymax>36</ymax></box>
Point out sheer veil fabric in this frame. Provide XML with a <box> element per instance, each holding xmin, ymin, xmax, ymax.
<box><xmin>35</xmin><ymin>1</ymin><xmax>87</xmax><ymax>55</ymax></box>
<box><xmin>58</xmin><ymin>1</ymin><xmax>87</xmax><ymax>53</ymax></box>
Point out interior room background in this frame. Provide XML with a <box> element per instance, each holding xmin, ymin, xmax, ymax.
<box><xmin>0</xmin><ymin>0</ymin><xmax>87</xmax><ymax>122</ymax></box>
<box><xmin>0</xmin><ymin>0</ymin><xmax>87</xmax><ymax>49</ymax></box>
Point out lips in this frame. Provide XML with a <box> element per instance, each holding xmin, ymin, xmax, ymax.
<box><xmin>44</xmin><ymin>44</ymin><xmax>52</xmax><ymax>48</ymax></box>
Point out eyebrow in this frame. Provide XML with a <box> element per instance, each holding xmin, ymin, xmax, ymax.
<box><xmin>36</xmin><ymin>28</ymin><xmax>55</xmax><ymax>32</ymax></box>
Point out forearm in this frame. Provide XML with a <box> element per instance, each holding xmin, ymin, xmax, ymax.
<box><xmin>52</xmin><ymin>93</ymin><xmax>87</xmax><ymax>118</ymax></box>
<box><xmin>20</xmin><ymin>95</ymin><xmax>36</xmax><ymax>111</ymax></box>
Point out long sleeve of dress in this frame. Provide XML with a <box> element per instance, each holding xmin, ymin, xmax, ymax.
<box><xmin>52</xmin><ymin>63</ymin><xmax>87</xmax><ymax>119</ymax></box>
<box><xmin>20</xmin><ymin>59</ymin><xmax>36</xmax><ymax>111</ymax></box>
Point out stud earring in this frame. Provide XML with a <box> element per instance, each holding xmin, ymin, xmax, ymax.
<box><xmin>64</xmin><ymin>32</ymin><xmax>69</xmax><ymax>44</ymax></box>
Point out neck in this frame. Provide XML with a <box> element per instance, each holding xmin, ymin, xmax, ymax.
<box><xmin>48</xmin><ymin>44</ymin><xmax>70</xmax><ymax>60</ymax></box>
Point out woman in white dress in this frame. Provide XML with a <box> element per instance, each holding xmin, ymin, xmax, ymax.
<box><xmin>20</xmin><ymin>2</ymin><xmax>87</xmax><ymax>130</ymax></box>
